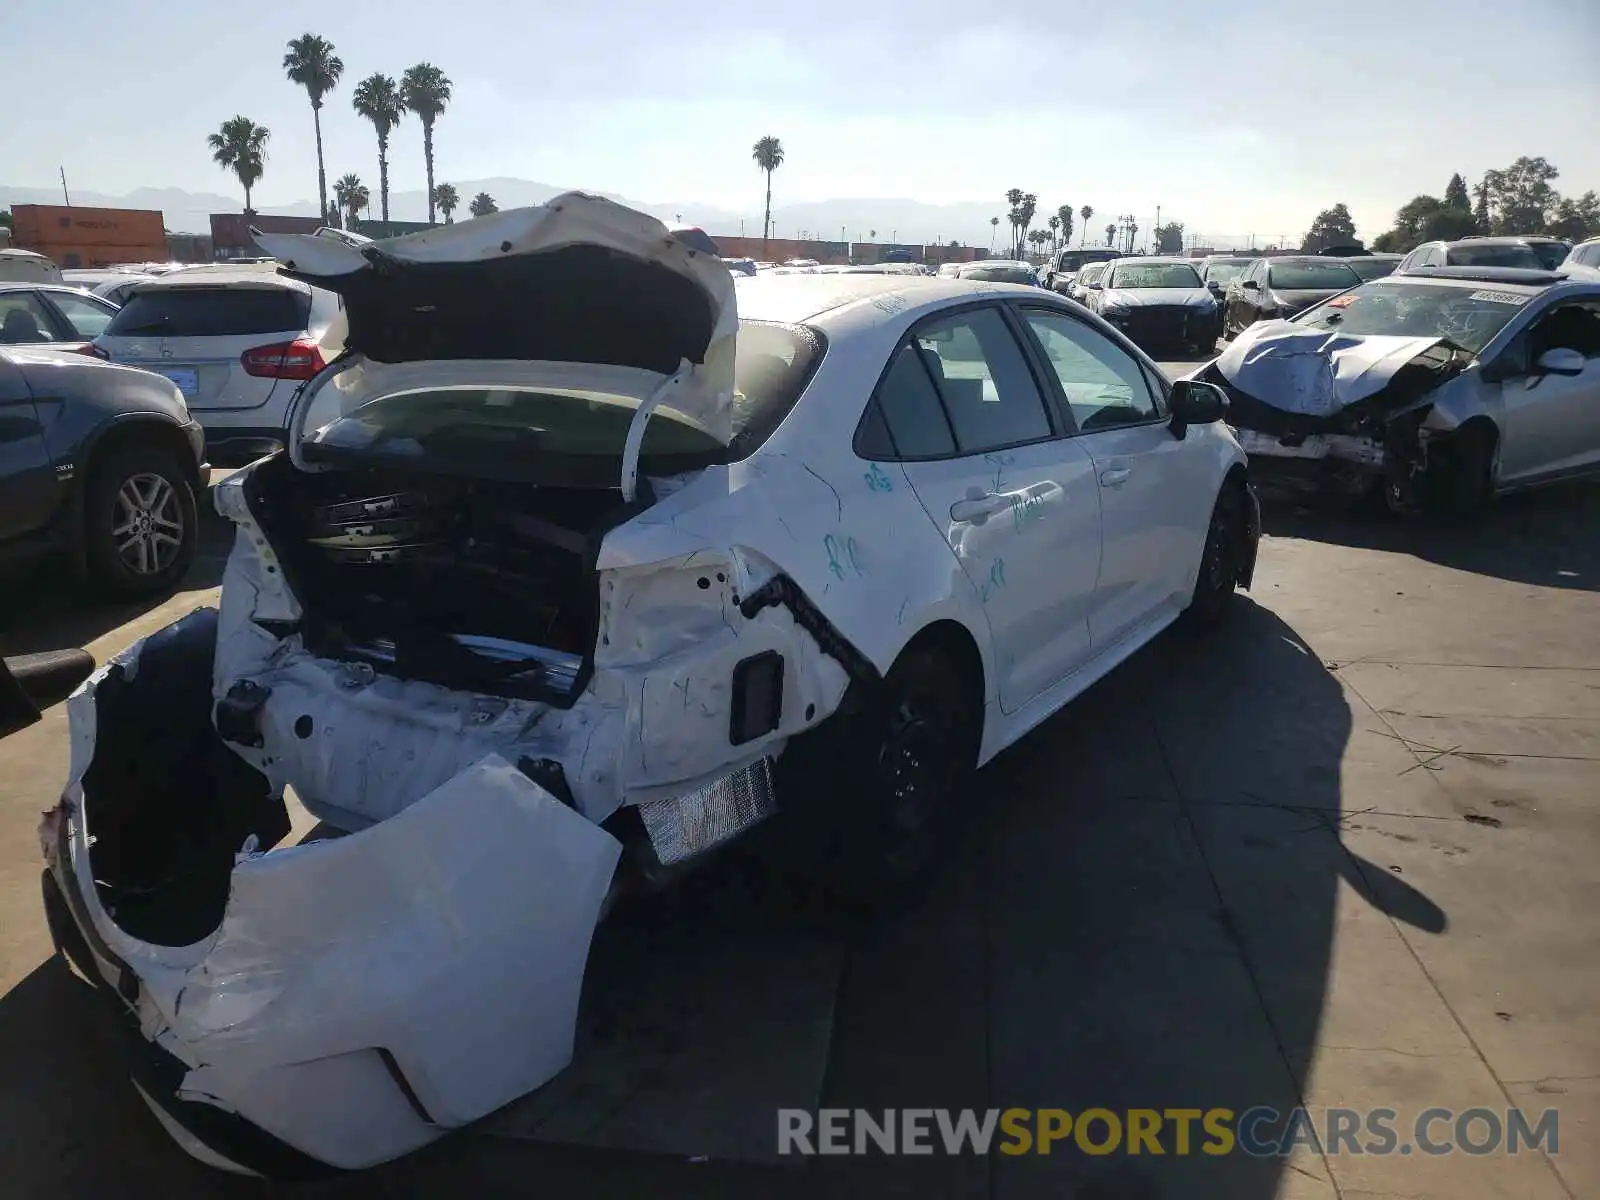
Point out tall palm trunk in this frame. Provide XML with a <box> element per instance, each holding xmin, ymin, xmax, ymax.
<box><xmin>313</xmin><ymin>106</ymin><xmax>328</xmax><ymax>223</ymax></box>
<box><xmin>243</xmin><ymin>183</ymin><xmax>254</xmax><ymax>216</ymax></box>
<box><xmin>423</xmin><ymin>122</ymin><xmax>436</xmax><ymax>225</ymax></box>
<box><xmin>378</xmin><ymin>135</ymin><xmax>390</xmax><ymax>223</ymax></box>
<box><xmin>762</xmin><ymin>169</ymin><xmax>773</xmax><ymax>252</ymax></box>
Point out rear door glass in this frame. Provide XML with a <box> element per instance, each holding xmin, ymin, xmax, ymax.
<box><xmin>105</xmin><ymin>287</ymin><xmax>310</xmax><ymax>337</ymax></box>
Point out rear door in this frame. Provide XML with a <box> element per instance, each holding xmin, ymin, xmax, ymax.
<box><xmin>865</xmin><ymin>303</ymin><xmax>1103</xmax><ymax>712</ymax></box>
<box><xmin>0</xmin><ymin>352</ymin><xmax>56</xmax><ymax>541</ymax></box>
<box><xmin>97</xmin><ymin>283</ymin><xmax>310</xmax><ymax>413</ymax></box>
<box><xmin>1016</xmin><ymin>306</ymin><xmax>1211</xmax><ymax>648</ymax></box>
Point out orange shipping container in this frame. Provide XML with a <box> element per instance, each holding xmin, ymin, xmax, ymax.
<box><xmin>11</xmin><ymin>204</ymin><xmax>167</xmax><ymax>252</ymax></box>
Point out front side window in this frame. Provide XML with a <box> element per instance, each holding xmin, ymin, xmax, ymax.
<box><xmin>913</xmin><ymin>306</ymin><xmax>1054</xmax><ymax>454</ymax></box>
<box><xmin>1022</xmin><ymin>308</ymin><xmax>1159</xmax><ymax>430</ymax></box>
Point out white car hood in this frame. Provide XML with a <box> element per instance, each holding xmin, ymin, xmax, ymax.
<box><xmin>254</xmin><ymin>193</ymin><xmax>738</xmax><ymax>490</ymax></box>
<box><xmin>1104</xmin><ymin>287</ymin><xmax>1215</xmax><ymax>308</ymax></box>
<box><xmin>1214</xmin><ymin>321</ymin><xmax>1447</xmax><ymax>417</ymax></box>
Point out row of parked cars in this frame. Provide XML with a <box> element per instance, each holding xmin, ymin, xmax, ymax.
<box><xmin>0</xmin><ymin>249</ymin><xmax>347</xmax><ymax>598</ymax></box>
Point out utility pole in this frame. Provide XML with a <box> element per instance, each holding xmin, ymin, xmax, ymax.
<box><xmin>60</xmin><ymin>166</ymin><xmax>71</xmax><ymax>205</ymax></box>
<box><xmin>1155</xmin><ymin>205</ymin><xmax>1161</xmax><ymax>250</ymax></box>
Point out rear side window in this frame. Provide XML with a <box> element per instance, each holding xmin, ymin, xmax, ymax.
<box><xmin>104</xmin><ymin>287</ymin><xmax>310</xmax><ymax>337</ymax></box>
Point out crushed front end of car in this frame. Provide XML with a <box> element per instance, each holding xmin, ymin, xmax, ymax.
<box><xmin>37</xmin><ymin>193</ymin><xmax>868</xmax><ymax>1174</ymax></box>
<box><xmin>1199</xmin><ymin>322</ymin><xmax>1478</xmax><ymax>510</ymax></box>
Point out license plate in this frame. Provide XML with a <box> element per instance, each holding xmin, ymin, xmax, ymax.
<box><xmin>158</xmin><ymin>367</ymin><xmax>199</xmax><ymax>397</ymax></box>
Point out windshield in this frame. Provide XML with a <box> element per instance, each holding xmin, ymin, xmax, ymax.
<box><xmin>1530</xmin><ymin>242</ymin><xmax>1570</xmax><ymax>270</ymax></box>
<box><xmin>1267</xmin><ymin>261</ymin><xmax>1361</xmax><ymax>291</ymax></box>
<box><xmin>1346</xmin><ymin>257</ymin><xmax>1399</xmax><ymax>281</ymax></box>
<box><xmin>1108</xmin><ymin>263</ymin><xmax>1201</xmax><ymax>289</ymax></box>
<box><xmin>1204</xmin><ymin>261</ymin><xmax>1251</xmax><ymax>284</ymax></box>
<box><xmin>1447</xmin><ymin>244</ymin><xmax>1543</xmax><ymax>269</ymax></box>
<box><xmin>1293</xmin><ymin>279</ymin><xmax>1530</xmax><ymax>354</ymax></box>
<box><xmin>301</xmin><ymin>320</ymin><xmax>823</xmax><ymax>479</ymax></box>
<box><xmin>1057</xmin><ymin>251</ymin><xmax>1117</xmax><ymax>272</ymax></box>
<box><xmin>962</xmin><ymin>265</ymin><xmax>1038</xmax><ymax>285</ymax></box>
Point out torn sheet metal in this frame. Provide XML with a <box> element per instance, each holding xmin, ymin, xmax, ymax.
<box><xmin>1214</xmin><ymin>323</ymin><xmax>1448</xmax><ymax>417</ymax></box>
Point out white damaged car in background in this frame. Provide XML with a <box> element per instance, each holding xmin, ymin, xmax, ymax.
<box><xmin>1193</xmin><ymin>265</ymin><xmax>1600</xmax><ymax>513</ymax></box>
<box><xmin>38</xmin><ymin>193</ymin><xmax>1260</xmax><ymax>1176</ymax></box>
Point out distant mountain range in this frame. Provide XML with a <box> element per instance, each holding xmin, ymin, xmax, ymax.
<box><xmin>0</xmin><ymin>179</ymin><xmax>1038</xmax><ymax>249</ymax></box>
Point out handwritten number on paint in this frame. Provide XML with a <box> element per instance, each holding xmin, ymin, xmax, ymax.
<box><xmin>864</xmin><ymin>463</ymin><xmax>894</xmax><ymax>492</ymax></box>
<box><xmin>978</xmin><ymin>557</ymin><xmax>1008</xmax><ymax>603</ymax></box>
<box><xmin>825</xmin><ymin>534</ymin><xmax>867</xmax><ymax>580</ymax></box>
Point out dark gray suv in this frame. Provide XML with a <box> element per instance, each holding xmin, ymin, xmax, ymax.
<box><xmin>0</xmin><ymin>346</ymin><xmax>205</xmax><ymax>598</ymax></box>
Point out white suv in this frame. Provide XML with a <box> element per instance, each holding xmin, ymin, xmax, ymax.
<box><xmin>94</xmin><ymin>269</ymin><xmax>346</xmax><ymax>464</ymax></box>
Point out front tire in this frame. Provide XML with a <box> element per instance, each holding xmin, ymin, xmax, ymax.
<box><xmin>83</xmin><ymin>446</ymin><xmax>198</xmax><ymax>599</ymax></box>
<box><xmin>1180</xmin><ymin>481</ymin><xmax>1246</xmax><ymax>630</ymax></box>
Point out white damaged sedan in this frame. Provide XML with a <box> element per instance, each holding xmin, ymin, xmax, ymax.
<box><xmin>39</xmin><ymin>194</ymin><xmax>1260</xmax><ymax>1175</ymax></box>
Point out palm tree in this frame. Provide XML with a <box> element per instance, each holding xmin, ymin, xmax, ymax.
<box><xmin>989</xmin><ymin>216</ymin><xmax>999</xmax><ymax>250</ymax></box>
<box><xmin>1017</xmin><ymin>193</ymin><xmax>1038</xmax><ymax>258</ymax></box>
<box><xmin>400</xmin><ymin>63</ymin><xmax>452</xmax><ymax>225</ymax></box>
<box><xmin>334</xmin><ymin>173</ymin><xmax>369</xmax><ymax>230</ymax></box>
<box><xmin>752</xmin><ymin>136</ymin><xmax>784</xmax><ymax>253</ymax></box>
<box><xmin>282</xmin><ymin>34</ymin><xmax>344</xmax><ymax>225</ymax></box>
<box><xmin>1105</xmin><ymin>222</ymin><xmax>1116</xmax><ymax>248</ymax></box>
<box><xmin>1080</xmin><ymin>204</ymin><xmax>1094</xmax><ymax>248</ymax></box>
<box><xmin>1004</xmin><ymin>188</ymin><xmax>1025</xmax><ymax>256</ymax></box>
<box><xmin>1047</xmin><ymin>214</ymin><xmax>1061</xmax><ymax>252</ymax></box>
<box><xmin>207</xmin><ymin>117</ymin><xmax>270</xmax><ymax>215</ymax></box>
<box><xmin>352</xmin><ymin>73</ymin><xmax>406</xmax><ymax>223</ymax></box>
<box><xmin>469</xmin><ymin>191</ymin><xmax>498</xmax><ymax>218</ymax></box>
<box><xmin>434</xmin><ymin>182</ymin><xmax>459</xmax><ymax>224</ymax></box>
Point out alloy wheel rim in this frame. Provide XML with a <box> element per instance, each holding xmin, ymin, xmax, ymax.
<box><xmin>111</xmin><ymin>472</ymin><xmax>184</xmax><ymax>576</ymax></box>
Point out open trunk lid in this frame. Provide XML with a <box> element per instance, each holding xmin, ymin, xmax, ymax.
<box><xmin>253</xmin><ymin>194</ymin><xmax>737</xmax><ymax>496</ymax></box>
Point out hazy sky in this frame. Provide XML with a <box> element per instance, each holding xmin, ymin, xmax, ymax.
<box><xmin>4</xmin><ymin>0</ymin><xmax>1597</xmax><ymax>243</ymax></box>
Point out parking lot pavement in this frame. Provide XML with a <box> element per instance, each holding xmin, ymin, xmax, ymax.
<box><xmin>1</xmin><ymin>478</ymin><xmax>1596</xmax><ymax>1199</ymax></box>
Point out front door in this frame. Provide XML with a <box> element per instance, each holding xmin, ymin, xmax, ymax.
<box><xmin>874</xmin><ymin>304</ymin><xmax>1104</xmax><ymax>712</ymax></box>
<box><xmin>0</xmin><ymin>353</ymin><xmax>56</xmax><ymax>542</ymax></box>
<box><xmin>1015</xmin><ymin>307</ymin><xmax>1211</xmax><ymax>648</ymax></box>
<box><xmin>1495</xmin><ymin>300</ymin><xmax>1600</xmax><ymax>485</ymax></box>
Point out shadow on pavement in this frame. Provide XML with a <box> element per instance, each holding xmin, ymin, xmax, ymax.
<box><xmin>1260</xmin><ymin>481</ymin><xmax>1600</xmax><ymax>592</ymax></box>
<box><xmin>0</xmin><ymin>506</ymin><xmax>230</xmax><ymax>656</ymax></box>
<box><xmin>0</xmin><ymin>598</ymin><xmax>1446</xmax><ymax>1199</ymax></box>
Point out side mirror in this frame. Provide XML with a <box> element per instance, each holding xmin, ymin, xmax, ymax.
<box><xmin>1169</xmin><ymin>379</ymin><xmax>1227</xmax><ymax>440</ymax></box>
<box><xmin>1088</xmin><ymin>281</ymin><xmax>1103</xmax><ymax>290</ymax></box>
<box><xmin>1536</xmin><ymin>347</ymin><xmax>1586</xmax><ymax>377</ymax></box>
<box><xmin>1242</xmin><ymin>280</ymin><xmax>1261</xmax><ymax>291</ymax></box>
<box><xmin>1206</xmin><ymin>280</ymin><xmax>1223</xmax><ymax>294</ymax></box>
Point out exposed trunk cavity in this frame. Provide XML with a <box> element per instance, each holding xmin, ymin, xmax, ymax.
<box><xmin>245</xmin><ymin>456</ymin><xmax>632</xmax><ymax>705</ymax></box>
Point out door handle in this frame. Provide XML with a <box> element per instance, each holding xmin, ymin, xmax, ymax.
<box><xmin>950</xmin><ymin>494</ymin><xmax>1008</xmax><ymax>523</ymax></box>
<box><xmin>1098</xmin><ymin>467</ymin><xmax>1132</xmax><ymax>487</ymax></box>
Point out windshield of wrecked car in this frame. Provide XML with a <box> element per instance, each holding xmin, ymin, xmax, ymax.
<box><xmin>1294</xmin><ymin>280</ymin><xmax>1530</xmax><ymax>354</ymax></box>
<box><xmin>1267</xmin><ymin>261</ymin><xmax>1361</xmax><ymax>290</ymax></box>
<box><xmin>1109</xmin><ymin>264</ymin><xmax>1202</xmax><ymax>289</ymax></box>
<box><xmin>301</xmin><ymin>320</ymin><xmax>823</xmax><ymax>477</ymax></box>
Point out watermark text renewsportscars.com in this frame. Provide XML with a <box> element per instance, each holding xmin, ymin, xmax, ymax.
<box><xmin>777</xmin><ymin>1107</ymin><xmax>1559</xmax><ymax>1157</ymax></box>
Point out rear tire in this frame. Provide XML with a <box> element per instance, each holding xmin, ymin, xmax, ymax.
<box><xmin>781</xmin><ymin>646</ymin><xmax>981</xmax><ymax>908</ymax></box>
<box><xmin>1180</xmin><ymin>481</ymin><xmax>1246</xmax><ymax>631</ymax></box>
<box><xmin>82</xmin><ymin>446</ymin><xmax>198</xmax><ymax>599</ymax></box>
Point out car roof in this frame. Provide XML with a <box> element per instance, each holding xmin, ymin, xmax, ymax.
<box><xmin>135</xmin><ymin>267</ymin><xmax>311</xmax><ymax>292</ymax></box>
<box><xmin>1352</xmin><ymin>253</ymin><xmax>1403</xmax><ymax>261</ymax></box>
<box><xmin>1440</xmin><ymin>236</ymin><xmax>1544</xmax><ymax>248</ymax></box>
<box><xmin>735</xmin><ymin>273</ymin><xmax>1045</xmax><ymax>328</ymax></box>
<box><xmin>1264</xmin><ymin>255</ymin><xmax>1355</xmax><ymax>266</ymax></box>
<box><xmin>1108</xmin><ymin>257</ymin><xmax>1197</xmax><ymax>267</ymax></box>
<box><xmin>0</xmin><ymin>282</ymin><xmax>94</xmax><ymax>295</ymax></box>
<box><xmin>1383</xmin><ymin>265</ymin><xmax>1565</xmax><ymax>289</ymax></box>
<box><xmin>961</xmin><ymin>259</ymin><xmax>1031</xmax><ymax>269</ymax></box>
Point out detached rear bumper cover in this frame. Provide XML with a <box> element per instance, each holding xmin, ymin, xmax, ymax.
<box><xmin>47</xmin><ymin>634</ymin><xmax>621</xmax><ymax>1172</ymax></box>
